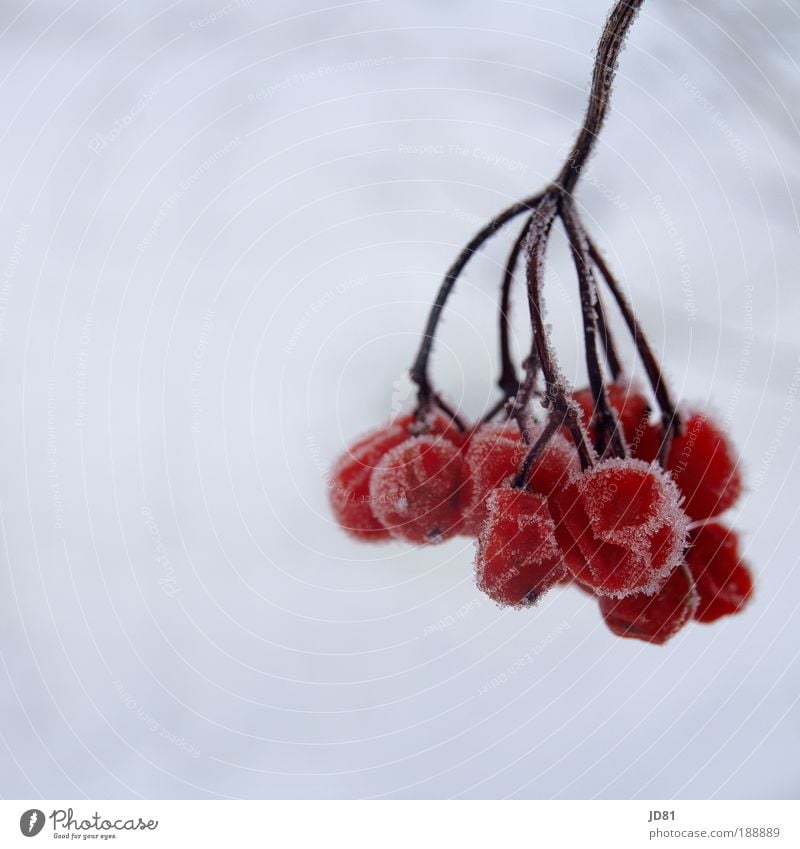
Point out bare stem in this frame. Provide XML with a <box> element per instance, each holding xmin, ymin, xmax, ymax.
<box><xmin>497</xmin><ymin>216</ymin><xmax>532</xmax><ymax>399</ymax></box>
<box><xmin>561</xmin><ymin>199</ymin><xmax>626</xmax><ymax>459</ymax></box>
<box><xmin>587</xmin><ymin>237</ymin><xmax>681</xmax><ymax>463</ymax></box>
<box><xmin>409</xmin><ymin>192</ymin><xmax>544</xmax><ymax>407</ymax></box>
<box><xmin>512</xmin><ymin>412</ymin><xmax>561</xmax><ymax>488</ymax></box>
<box><xmin>521</xmin><ymin>193</ymin><xmax>595</xmax><ymax>470</ymax></box>
<box><xmin>556</xmin><ymin>0</ymin><xmax>644</xmax><ymax>195</ymax></box>
<box><xmin>595</xmin><ymin>289</ymin><xmax>623</xmax><ymax>380</ymax></box>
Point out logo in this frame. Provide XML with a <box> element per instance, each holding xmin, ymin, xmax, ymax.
<box><xmin>19</xmin><ymin>809</ymin><xmax>45</xmax><ymax>837</ymax></box>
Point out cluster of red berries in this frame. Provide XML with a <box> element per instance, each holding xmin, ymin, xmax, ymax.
<box><xmin>330</xmin><ymin>385</ymin><xmax>752</xmax><ymax>645</ymax></box>
<box><xmin>329</xmin><ymin>0</ymin><xmax>753</xmax><ymax>645</ymax></box>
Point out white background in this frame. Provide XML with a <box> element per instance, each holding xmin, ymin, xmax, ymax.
<box><xmin>0</xmin><ymin>0</ymin><xmax>798</xmax><ymax>799</ymax></box>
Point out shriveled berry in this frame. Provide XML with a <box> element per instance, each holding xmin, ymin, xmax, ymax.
<box><xmin>369</xmin><ymin>435</ymin><xmax>471</xmax><ymax>544</ymax></box>
<box><xmin>550</xmin><ymin>458</ymin><xmax>689</xmax><ymax>597</ymax></box>
<box><xmin>685</xmin><ymin>522</ymin><xmax>753</xmax><ymax>623</ymax></box>
<box><xmin>476</xmin><ymin>488</ymin><xmax>566</xmax><ymax>606</ymax></box>
<box><xmin>462</xmin><ymin>422</ymin><xmax>578</xmax><ymax>535</ymax></box>
<box><xmin>329</xmin><ymin>411</ymin><xmax>465</xmax><ymax>540</ymax></box>
<box><xmin>662</xmin><ymin>411</ymin><xmax>742</xmax><ymax>520</ymax></box>
<box><xmin>599</xmin><ymin>565</ymin><xmax>698</xmax><ymax>644</ymax></box>
<box><xmin>574</xmin><ymin>383</ymin><xmax>650</xmax><ymax>444</ymax></box>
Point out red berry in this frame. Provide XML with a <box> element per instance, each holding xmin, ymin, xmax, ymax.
<box><xmin>329</xmin><ymin>411</ymin><xmax>465</xmax><ymax>540</ymax></box>
<box><xmin>329</xmin><ymin>421</ymin><xmax>410</xmax><ymax>540</ymax></box>
<box><xmin>599</xmin><ymin>564</ymin><xmax>698</xmax><ymax>644</ymax></box>
<box><xmin>685</xmin><ymin>522</ymin><xmax>753</xmax><ymax>623</ymax></box>
<box><xmin>462</xmin><ymin>422</ymin><xmax>578</xmax><ymax>535</ymax></box>
<box><xmin>662</xmin><ymin>411</ymin><xmax>742</xmax><ymax>520</ymax></box>
<box><xmin>574</xmin><ymin>383</ymin><xmax>650</xmax><ymax>445</ymax></box>
<box><xmin>475</xmin><ymin>488</ymin><xmax>566</xmax><ymax>606</ymax></box>
<box><xmin>369</xmin><ymin>435</ymin><xmax>471</xmax><ymax>544</ymax></box>
<box><xmin>630</xmin><ymin>422</ymin><xmax>663</xmax><ymax>462</ymax></box>
<box><xmin>550</xmin><ymin>458</ymin><xmax>689</xmax><ymax>597</ymax></box>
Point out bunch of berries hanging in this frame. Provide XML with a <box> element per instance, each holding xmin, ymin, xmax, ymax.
<box><xmin>329</xmin><ymin>0</ymin><xmax>752</xmax><ymax>645</ymax></box>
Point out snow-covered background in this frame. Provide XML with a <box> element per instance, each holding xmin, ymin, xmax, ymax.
<box><xmin>0</xmin><ymin>0</ymin><xmax>798</xmax><ymax>799</ymax></box>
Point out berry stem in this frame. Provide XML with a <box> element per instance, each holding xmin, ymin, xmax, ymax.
<box><xmin>409</xmin><ymin>192</ymin><xmax>544</xmax><ymax>411</ymax></box>
<box><xmin>587</xmin><ymin>236</ymin><xmax>681</xmax><ymax>463</ymax></box>
<box><xmin>521</xmin><ymin>193</ymin><xmax>595</xmax><ymax>470</ymax></box>
<box><xmin>497</xmin><ymin>216</ymin><xmax>531</xmax><ymax>400</ymax></box>
<box><xmin>481</xmin><ymin>214</ymin><xmax>536</xmax><ymax>424</ymax></box>
<box><xmin>512</xmin><ymin>411</ymin><xmax>561</xmax><ymax>488</ymax></box>
<box><xmin>561</xmin><ymin>199</ymin><xmax>626</xmax><ymax>459</ymax></box>
<box><xmin>555</xmin><ymin>0</ymin><xmax>645</xmax><ymax>196</ymax></box>
<box><xmin>595</xmin><ymin>289</ymin><xmax>623</xmax><ymax>380</ymax></box>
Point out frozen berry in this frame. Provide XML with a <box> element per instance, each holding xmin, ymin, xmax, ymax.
<box><xmin>369</xmin><ymin>435</ymin><xmax>471</xmax><ymax>544</ymax></box>
<box><xmin>550</xmin><ymin>458</ymin><xmax>689</xmax><ymax>597</ymax></box>
<box><xmin>476</xmin><ymin>488</ymin><xmax>566</xmax><ymax>606</ymax></box>
<box><xmin>329</xmin><ymin>411</ymin><xmax>465</xmax><ymax>540</ymax></box>
<box><xmin>574</xmin><ymin>382</ymin><xmax>650</xmax><ymax>444</ymax></box>
<box><xmin>329</xmin><ymin>421</ymin><xmax>409</xmax><ymax>540</ymax></box>
<box><xmin>599</xmin><ymin>564</ymin><xmax>697</xmax><ymax>644</ymax></box>
<box><xmin>685</xmin><ymin>522</ymin><xmax>753</xmax><ymax>623</ymax></box>
<box><xmin>462</xmin><ymin>422</ymin><xmax>578</xmax><ymax>535</ymax></box>
<box><xmin>661</xmin><ymin>411</ymin><xmax>742</xmax><ymax>520</ymax></box>
<box><xmin>630</xmin><ymin>422</ymin><xmax>663</xmax><ymax>462</ymax></box>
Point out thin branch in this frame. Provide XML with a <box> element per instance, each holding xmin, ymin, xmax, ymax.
<box><xmin>497</xmin><ymin>215</ymin><xmax>532</xmax><ymax>399</ymax></box>
<box><xmin>409</xmin><ymin>192</ymin><xmax>544</xmax><ymax>403</ymax></box>
<box><xmin>595</xmin><ymin>288</ymin><xmax>623</xmax><ymax>380</ymax></box>
<box><xmin>561</xmin><ymin>199</ymin><xmax>626</xmax><ymax>459</ymax></box>
<box><xmin>556</xmin><ymin>0</ymin><xmax>645</xmax><ymax>195</ymax></box>
<box><xmin>587</xmin><ymin>237</ymin><xmax>681</xmax><ymax>463</ymax></box>
<box><xmin>520</xmin><ymin>193</ymin><xmax>595</xmax><ymax>470</ymax></box>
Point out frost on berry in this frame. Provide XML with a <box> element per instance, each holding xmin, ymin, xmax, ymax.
<box><xmin>599</xmin><ymin>565</ymin><xmax>698</xmax><ymax>644</ymax></box>
<box><xmin>662</xmin><ymin>410</ymin><xmax>742</xmax><ymax>520</ymax></box>
<box><xmin>399</xmin><ymin>409</ymin><xmax>468</xmax><ymax>444</ymax></box>
<box><xmin>574</xmin><ymin>382</ymin><xmax>650</xmax><ymax>444</ymax></box>
<box><xmin>551</xmin><ymin>458</ymin><xmax>690</xmax><ymax>597</ymax></box>
<box><xmin>329</xmin><ymin>411</ymin><xmax>466</xmax><ymax>541</ymax></box>
<box><xmin>461</xmin><ymin>422</ymin><xmax>578</xmax><ymax>535</ymax></box>
<box><xmin>329</xmin><ymin>421</ymin><xmax>409</xmax><ymax>540</ymax></box>
<box><xmin>369</xmin><ymin>435</ymin><xmax>471</xmax><ymax>544</ymax></box>
<box><xmin>475</xmin><ymin>488</ymin><xmax>566</xmax><ymax>607</ymax></box>
<box><xmin>685</xmin><ymin>522</ymin><xmax>753</xmax><ymax>623</ymax></box>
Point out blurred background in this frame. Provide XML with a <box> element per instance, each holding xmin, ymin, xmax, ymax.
<box><xmin>0</xmin><ymin>0</ymin><xmax>798</xmax><ymax>799</ymax></box>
